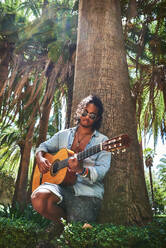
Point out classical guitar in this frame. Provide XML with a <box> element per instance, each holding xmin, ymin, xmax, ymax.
<box><xmin>32</xmin><ymin>134</ymin><xmax>130</xmax><ymax>192</ymax></box>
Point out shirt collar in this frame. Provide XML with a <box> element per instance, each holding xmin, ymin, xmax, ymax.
<box><xmin>92</xmin><ymin>129</ymin><xmax>99</xmax><ymax>137</ymax></box>
<box><xmin>70</xmin><ymin>126</ymin><xmax>99</xmax><ymax>138</ymax></box>
<box><xmin>70</xmin><ymin>126</ymin><xmax>78</xmax><ymax>137</ymax></box>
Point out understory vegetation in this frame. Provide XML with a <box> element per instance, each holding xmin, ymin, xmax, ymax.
<box><xmin>0</xmin><ymin>204</ymin><xmax>166</xmax><ymax>248</ymax></box>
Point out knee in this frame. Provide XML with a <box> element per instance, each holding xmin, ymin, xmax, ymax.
<box><xmin>31</xmin><ymin>190</ymin><xmax>40</xmax><ymax>203</ymax></box>
<box><xmin>31</xmin><ymin>191</ymin><xmax>45</xmax><ymax>213</ymax></box>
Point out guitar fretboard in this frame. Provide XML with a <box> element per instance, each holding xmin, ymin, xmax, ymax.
<box><xmin>77</xmin><ymin>144</ymin><xmax>101</xmax><ymax>160</ymax></box>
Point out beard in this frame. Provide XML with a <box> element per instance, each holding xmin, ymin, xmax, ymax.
<box><xmin>79</xmin><ymin>119</ymin><xmax>94</xmax><ymax>129</ymax></box>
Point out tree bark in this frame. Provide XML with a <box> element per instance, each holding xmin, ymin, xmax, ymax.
<box><xmin>71</xmin><ymin>0</ymin><xmax>152</xmax><ymax>225</ymax></box>
<box><xmin>0</xmin><ymin>41</ymin><xmax>12</xmax><ymax>109</ymax></box>
<box><xmin>66</xmin><ymin>64</ymin><xmax>75</xmax><ymax>129</ymax></box>
<box><xmin>12</xmin><ymin>121</ymin><xmax>35</xmax><ymax>208</ymax></box>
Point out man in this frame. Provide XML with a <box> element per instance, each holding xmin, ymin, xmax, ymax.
<box><xmin>31</xmin><ymin>95</ymin><xmax>111</xmax><ymax>224</ymax></box>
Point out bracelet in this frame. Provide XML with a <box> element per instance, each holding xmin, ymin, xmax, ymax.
<box><xmin>79</xmin><ymin>168</ymin><xmax>86</xmax><ymax>176</ymax></box>
<box><xmin>81</xmin><ymin>168</ymin><xmax>89</xmax><ymax>177</ymax></box>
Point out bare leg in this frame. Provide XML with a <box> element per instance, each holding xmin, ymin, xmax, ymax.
<box><xmin>31</xmin><ymin>189</ymin><xmax>66</xmax><ymax>224</ymax></box>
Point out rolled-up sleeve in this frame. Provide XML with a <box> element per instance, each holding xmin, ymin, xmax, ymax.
<box><xmin>93</xmin><ymin>150</ymin><xmax>111</xmax><ymax>181</ymax></box>
<box><xmin>82</xmin><ymin>150</ymin><xmax>111</xmax><ymax>184</ymax></box>
<box><xmin>80</xmin><ymin>133</ymin><xmax>111</xmax><ymax>184</ymax></box>
<box><xmin>35</xmin><ymin>128</ymin><xmax>74</xmax><ymax>154</ymax></box>
<box><xmin>36</xmin><ymin>133</ymin><xmax>59</xmax><ymax>154</ymax></box>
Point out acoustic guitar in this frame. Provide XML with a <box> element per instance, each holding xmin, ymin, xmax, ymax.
<box><xmin>32</xmin><ymin>134</ymin><xmax>130</xmax><ymax>192</ymax></box>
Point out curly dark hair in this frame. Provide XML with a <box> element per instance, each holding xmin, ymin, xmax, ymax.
<box><xmin>74</xmin><ymin>95</ymin><xmax>104</xmax><ymax>130</ymax></box>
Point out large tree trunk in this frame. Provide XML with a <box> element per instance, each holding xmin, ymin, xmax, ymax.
<box><xmin>71</xmin><ymin>0</ymin><xmax>152</xmax><ymax>225</ymax></box>
<box><xmin>12</xmin><ymin>121</ymin><xmax>35</xmax><ymax>209</ymax></box>
<box><xmin>66</xmin><ymin>64</ymin><xmax>75</xmax><ymax>129</ymax></box>
<box><xmin>0</xmin><ymin>41</ymin><xmax>12</xmax><ymax>109</ymax></box>
<box><xmin>27</xmin><ymin>98</ymin><xmax>52</xmax><ymax>201</ymax></box>
<box><xmin>37</xmin><ymin>99</ymin><xmax>52</xmax><ymax>147</ymax></box>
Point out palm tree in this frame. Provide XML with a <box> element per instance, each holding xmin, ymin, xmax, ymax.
<box><xmin>71</xmin><ymin>0</ymin><xmax>152</xmax><ymax>225</ymax></box>
<box><xmin>0</xmin><ymin>0</ymin><xmax>27</xmax><ymax>108</ymax></box>
<box><xmin>157</xmin><ymin>154</ymin><xmax>166</xmax><ymax>189</ymax></box>
<box><xmin>144</xmin><ymin>148</ymin><xmax>155</xmax><ymax>214</ymax></box>
<box><xmin>0</xmin><ymin>0</ymin><xmax>77</xmax><ymax>207</ymax></box>
<box><xmin>124</xmin><ymin>0</ymin><xmax>166</xmax><ymax>144</ymax></box>
<box><xmin>0</xmin><ymin>126</ymin><xmax>21</xmax><ymax>175</ymax></box>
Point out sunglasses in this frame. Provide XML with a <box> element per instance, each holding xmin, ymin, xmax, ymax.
<box><xmin>81</xmin><ymin>109</ymin><xmax>97</xmax><ymax>120</ymax></box>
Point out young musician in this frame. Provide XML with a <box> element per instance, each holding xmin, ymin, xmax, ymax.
<box><xmin>31</xmin><ymin>95</ymin><xmax>111</xmax><ymax>224</ymax></box>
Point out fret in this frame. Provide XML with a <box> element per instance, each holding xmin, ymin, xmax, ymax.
<box><xmin>77</xmin><ymin>144</ymin><xmax>101</xmax><ymax>161</ymax></box>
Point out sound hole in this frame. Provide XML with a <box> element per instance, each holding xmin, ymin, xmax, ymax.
<box><xmin>50</xmin><ymin>159</ymin><xmax>60</xmax><ymax>176</ymax></box>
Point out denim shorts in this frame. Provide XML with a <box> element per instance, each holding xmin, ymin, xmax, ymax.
<box><xmin>34</xmin><ymin>182</ymin><xmax>102</xmax><ymax>223</ymax></box>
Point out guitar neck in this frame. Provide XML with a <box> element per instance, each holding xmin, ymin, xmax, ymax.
<box><xmin>77</xmin><ymin>143</ymin><xmax>102</xmax><ymax>161</ymax></box>
<box><xmin>52</xmin><ymin>144</ymin><xmax>103</xmax><ymax>172</ymax></box>
<box><xmin>51</xmin><ymin>134</ymin><xmax>130</xmax><ymax>173</ymax></box>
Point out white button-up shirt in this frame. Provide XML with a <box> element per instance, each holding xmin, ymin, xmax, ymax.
<box><xmin>36</xmin><ymin>127</ymin><xmax>111</xmax><ymax>199</ymax></box>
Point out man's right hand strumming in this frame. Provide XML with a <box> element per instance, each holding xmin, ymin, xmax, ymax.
<box><xmin>36</xmin><ymin>151</ymin><xmax>51</xmax><ymax>174</ymax></box>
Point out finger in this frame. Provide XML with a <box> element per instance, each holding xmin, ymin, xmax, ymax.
<box><xmin>39</xmin><ymin>162</ymin><xmax>50</xmax><ymax>173</ymax></box>
<box><xmin>73</xmin><ymin>153</ymin><xmax>77</xmax><ymax>159</ymax></box>
<box><xmin>41</xmin><ymin>167</ymin><xmax>49</xmax><ymax>174</ymax></box>
<box><xmin>70</xmin><ymin>154</ymin><xmax>78</xmax><ymax>162</ymax></box>
<box><xmin>39</xmin><ymin>166</ymin><xmax>46</xmax><ymax>174</ymax></box>
<box><xmin>68</xmin><ymin>157</ymin><xmax>75</xmax><ymax>163</ymax></box>
<box><xmin>45</xmin><ymin>159</ymin><xmax>51</xmax><ymax>167</ymax></box>
<box><xmin>68</xmin><ymin>167</ymin><xmax>72</xmax><ymax>172</ymax></box>
<box><xmin>68</xmin><ymin>159</ymin><xmax>73</xmax><ymax>168</ymax></box>
<box><xmin>67</xmin><ymin>150</ymin><xmax>75</xmax><ymax>156</ymax></box>
<box><xmin>39</xmin><ymin>165</ymin><xmax>45</xmax><ymax>173</ymax></box>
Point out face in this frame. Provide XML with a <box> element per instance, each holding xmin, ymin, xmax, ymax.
<box><xmin>80</xmin><ymin>103</ymin><xmax>99</xmax><ymax>129</ymax></box>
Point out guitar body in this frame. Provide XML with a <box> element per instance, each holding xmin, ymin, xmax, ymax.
<box><xmin>32</xmin><ymin>148</ymin><xmax>76</xmax><ymax>192</ymax></box>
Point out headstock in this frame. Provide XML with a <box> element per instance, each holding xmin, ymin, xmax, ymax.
<box><xmin>102</xmin><ymin>134</ymin><xmax>130</xmax><ymax>154</ymax></box>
